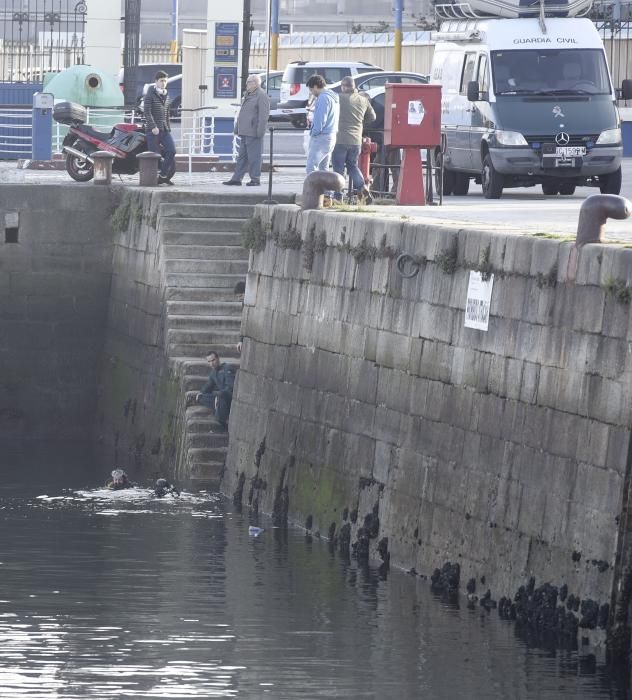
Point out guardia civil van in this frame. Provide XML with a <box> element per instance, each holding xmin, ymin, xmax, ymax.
<box><xmin>430</xmin><ymin>15</ymin><xmax>631</xmax><ymax>198</ymax></box>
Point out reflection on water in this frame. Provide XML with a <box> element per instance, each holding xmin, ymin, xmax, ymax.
<box><xmin>0</xmin><ymin>444</ymin><xmax>628</xmax><ymax>699</ymax></box>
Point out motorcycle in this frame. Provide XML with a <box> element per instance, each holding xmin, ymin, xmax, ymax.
<box><xmin>53</xmin><ymin>101</ymin><xmax>176</xmax><ymax>183</ymax></box>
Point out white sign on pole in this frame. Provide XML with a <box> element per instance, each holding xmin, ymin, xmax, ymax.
<box><xmin>464</xmin><ymin>271</ymin><xmax>494</xmax><ymax>331</ymax></box>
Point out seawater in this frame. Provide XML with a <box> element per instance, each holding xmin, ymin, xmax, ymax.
<box><xmin>0</xmin><ymin>443</ymin><xmax>628</xmax><ymax>699</ymax></box>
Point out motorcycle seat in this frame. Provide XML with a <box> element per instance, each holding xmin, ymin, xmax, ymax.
<box><xmin>78</xmin><ymin>124</ymin><xmax>113</xmax><ymax>140</ymax></box>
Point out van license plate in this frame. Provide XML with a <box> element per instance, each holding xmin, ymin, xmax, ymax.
<box><xmin>556</xmin><ymin>146</ymin><xmax>585</xmax><ymax>157</ymax></box>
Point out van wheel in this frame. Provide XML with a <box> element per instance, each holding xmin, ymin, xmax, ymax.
<box><xmin>559</xmin><ymin>183</ymin><xmax>576</xmax><ymax>195</ymax></box>
<box><xmin>291</xmin><ymin>116</ymin><xmax>307</xmax><ymax>129</ymax></box>
<box><xmin>542</xmin><ymin>183</ymin><xmax>559</xmax><ymax>195</ymax></box>
<box><xmin>453</xmin><ymin>172</ymin><xmax>470</xmax><ymax>196</ymax></box>
<box><xmin>435</xmin><ymin>152</ymin><xmax>455</xmax><ymax>195</ymax></box>
<box><xmin>481</xmin><ymin>155</ymin><xmax>503</xmax><ymax>199</ymax></box>
<box><xmin>599</xmin><ymin>167</ymin><xmax>622</xmax><ymax>195</ymax></box>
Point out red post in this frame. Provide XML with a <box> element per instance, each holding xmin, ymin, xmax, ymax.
<box><xmin>384</xmin><ymin>83</ymin><xmax>442</xmax><ymax>206</ymax></box>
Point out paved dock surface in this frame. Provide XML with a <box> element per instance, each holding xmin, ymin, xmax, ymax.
<box><xmin>6</xmin><ymin>158</ymin><xmax>632</xmax><ymax>242</ymax></box>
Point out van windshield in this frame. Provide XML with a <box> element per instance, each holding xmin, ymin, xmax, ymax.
<box><xmin>491</xmin><ymin>49</ymin><xmax>611</xmax><ymax>96</ymax></box>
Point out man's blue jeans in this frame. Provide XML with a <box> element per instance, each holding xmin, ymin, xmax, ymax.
<box><xmin>146</xmin><ymin>129</ymin><xmax>176</xmax><ymax>178</ymax></box>
<box><xmin>332</xmin><ymin>144</ymin><xmax>365</xmax><ymax>191</ymax></box>
<box><xmin>306</xmin><ymin>132</ymin><xmax>336</xmax><ymax>174</ymax></box>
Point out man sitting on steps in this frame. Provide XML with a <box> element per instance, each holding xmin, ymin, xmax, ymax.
<box><xmin>193</xmin><ymin>350</ymin><xmax>236</xmax><ymax>433</ymax></box>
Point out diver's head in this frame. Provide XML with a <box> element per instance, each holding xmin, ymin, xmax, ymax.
<box><xmin>111</xmin><ymin>468</ymin><xmax>127</xmax><ymax>485</ymax></box>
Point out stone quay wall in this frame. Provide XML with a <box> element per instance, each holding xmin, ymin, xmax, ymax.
<box><xmin>0</xmin><ymin>185</ymin><xmax>116</xmax><ymax>441</ymax></box>
<box><xmin>223</xmin><ymin>204</ymin><xmax>632</xmax><ymax>651</ymax></box>
<box><xmin>95</xmin><ymin>189</ymin><xmax>184</xmax><ymax>478</ymax></box>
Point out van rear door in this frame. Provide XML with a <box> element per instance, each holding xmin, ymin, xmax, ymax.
<box><xmin>455</xmin><ymin>52</ymin><xmax>478</xmax><ymax>170</ymax></box>
<box><xmin>469</xmin><ymin>54</ymin><xmax>491</xmax><ymax>171</ymax></box>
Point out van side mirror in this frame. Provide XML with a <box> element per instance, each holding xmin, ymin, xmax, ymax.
<box><xmin>467</xmin><ymin>80</ymin><xmax>480</xmax><ymax>102</ymax></box>
<box><xmin>621</xmin><ymin>79</ymin><xmax>632</xmax><ymax>101</ymax></box>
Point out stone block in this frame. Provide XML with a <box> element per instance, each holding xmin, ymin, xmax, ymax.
<box><xmin>546</xmin><ymin>409</ymin><xmax>580</xmax><ymax>459</ymax></box>
<box><xmin>411</xmin><ymin>302</ymin><xmax>454</xmax><ymax>344</ymax></box>
<box><xmin>585</xmin><ymin>375</ymin><xmax>624</xmax><ymax>425</ymax></box>
<box><xmin>374</xmin><ymin>440</ymin><xmax>398</xmax><ymax>484</ymax></box>
<box><xmin>537</xmin><ymin>325</ymin><xmax>570</xmax><ymax>367</ymax></box>
<box><xmin>439</xmin><ymin>384</ymin><xmax>474</xmax><ymax>431</ymax></box>
<box><xmin>576</xmin><ymin>419</ymin><xmax>609</xmax><ymax>468</ymax></box>
<box><xmin>314</xmin><ymin>350</ymin><xmax>348</xmax><ymax>396</ymax></box>
<box><xmin>530</xmin><ymin>238</ymin><xmax>561</xmax><ymax>278</ymax></box>
<box><xmin>374</xmin><ymin>405</ymin><xmax>404</xmax><ymax>445</ymax></box>
<box><xmin>517</xmin><ymin>483</ymin><xmax>546</xmax><ymax>538</ymax></box>
<box><xmin>487</xmin><ymin>355</ymin><xmax>523</xmax><ymax>400</ymax></box>
<box><xmin>476</xmin><ymin>394</ymin><xmax>505</xmax><ymax>439</ymax></box>
<box><xmin>417</xmin><ymin>338</ymin><xmax>453</xmax><ymax>383</ymax></box>
<box><xmin>376</xmin><ymin>329</ymin><xmax>410</xmax><ymax>371</ymax></box>
<box><xmin>447</xmin><ymin>268</ymin><xmax>470</xmax><ymax>311</ymax></box>
<box><xmin>492</xmin><ymin>476</ymin><xmax>523</xmax><ymax>530</ymax></box>
<box><xmin>575</xmin><ymin>244</ymin><xmax>604</xmax><ymax>286</ymax></box>
<box><xmin>523</xmin><ymin>404</ymin><xmax>551</xmax><ymax>450</ymax></box>
<box><xmin>490</xmin><ymin>276</ymin><xmax>527</xmax><ymax>321</ymax></box>
<box><xmin>509</xmin><ymin>320</ymin><xmax>542</xmax><ymax>364</ymax></box>
<box><xmin>347</xmin><ymin>357</ymin><xmax>379</xmax><ymax>404</ymax></box>
<box><xmin>408</xmin><ymin>376</ymin><xmax>430</xmax><ymax>417</ymax></box>
<box><xmin>500</xmin><ymin>399</ymin><xmax>525</xmax><ymax>442</ymax></box>
<box><xmin>457</xmin><ymin>349</ymin><xmax>490</xmax><ymax>393</ymax></box>
<box><xmin>605</xmin><ymin>426</ymin><xmax>630</xmax><ymax>474</ymax></box>
<box><xmin>522</xmin><ymin>281</ymin><xmax>555</xmax><ymax>326</ymax></box>
<box><xmin>602</xmin><ymin>295</ymin><xmax>630</xmax><ymax>339</ymax></box>
<box><xmin>343</xmin><ymin>398</ymin><xmax>376</xmax><ymax>437</ymax></box>
<box><xmin>322</xmin><ymin>392</ymin><xmax>348</xmax><ymax>429</ymax></box>
<box><xmin>575</xmin><ymin>461</ymin><xmax>624</xmax><ymax>514</ymax></box>
<box><xmin>503</xmin><ymin>235</ymin><xmax>534</xmax><ymax>276</ymax></box>
<box><xmin>422</xmin><ymin>380</ymin><xmax>445</xmax><ymax>422</ymax></box>
<box><xmin>344</xmin><ymin>433</ymin><xmax>375</xmax><ymax>480</ymax></box>
<box><xmin>364</xmin><ymin>327</ymin><xmax>377</xmax><ymax>362</ymax></box>
<box><xmin>519</xmin><ymin>361</ymin><xmax>539</xmax><ymax>405</ymax></box>
<box><xmin>599</xmin><ymin>246</ymin><xmax>632</xmax><ymax>287</ymax></box>
<box><xmin>571</xmin><ymin>285</ymin><xmax>605</xmax><ymax>334</ymax></box>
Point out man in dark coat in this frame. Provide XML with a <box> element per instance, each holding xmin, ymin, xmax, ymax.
<box><xmin>144</xmin><ymin>70</ymin><xmax>176</xmax><ymax>185</ymax></box>
<box><xmin>195</xmin><ymin>351</ymin><xmax>236</xmax><ymax>432</ymax></box>
<box><xmin>224</xmin><ymin>74</ymin><xmax>271</xmax><ymax>187</ymax></box>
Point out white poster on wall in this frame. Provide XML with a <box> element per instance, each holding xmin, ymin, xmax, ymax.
<box><xmin>464</xmin><ymin>271</ymin><xmax>494</xmax><ymax>331</ymax></box>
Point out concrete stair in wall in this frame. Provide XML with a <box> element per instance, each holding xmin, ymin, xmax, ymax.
<box><xmin>158</xmin><ymin>198</ymin><xmax>256</xmax><ymax>484</ymax></box>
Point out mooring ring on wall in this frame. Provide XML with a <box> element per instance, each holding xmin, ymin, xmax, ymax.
<box><xmin>396</xmin><ymin>253</ymin><xmax>421</xmax><ymax>278</ymax></box>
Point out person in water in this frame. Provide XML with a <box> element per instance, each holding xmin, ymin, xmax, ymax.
<box><xmin>106</xmin><ymin>469</ymin><xmax>131</xmax><ymax>490</ymax></box>
<box><xmin>154</xmin><ymin>478</ymin><xmax>179</xmax><ymax>498</ymax></box>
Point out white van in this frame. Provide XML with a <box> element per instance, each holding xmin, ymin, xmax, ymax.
<box><xmin>430</xmin><ymin>17</ymin><xmax>630</xmax><ymax>198</ymax></box>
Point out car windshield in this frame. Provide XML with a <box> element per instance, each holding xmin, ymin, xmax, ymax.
<box><xmin>491</xmin><ymin>49</ymin><xmax>611</xmax><ymax>96</ymax></box>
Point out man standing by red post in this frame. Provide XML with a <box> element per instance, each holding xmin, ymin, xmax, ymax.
<box><xmin>332</xmin><ymin>76</ymin><xmax>376</xmax><ymax>203</ymax></box>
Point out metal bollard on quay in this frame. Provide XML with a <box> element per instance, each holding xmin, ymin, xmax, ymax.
<box><xmin>92</xmin><ymin>151</ymin><xmax>116</xmax><ymax>185</ymax></box>
<box><xmin>137</xmin><ymin>151</ymin><xmax>161</xmax><ymax>187</ymax></box>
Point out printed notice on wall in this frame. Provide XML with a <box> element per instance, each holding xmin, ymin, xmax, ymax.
<box><xmin>408</xmin><ymin>100</ymin><xmax>424</xmax><ymax>125</ymax></box>
<box><xmin>464</xmin><ymin>271</ymin><xmax>494</xmax><ymax>331</ymax></box>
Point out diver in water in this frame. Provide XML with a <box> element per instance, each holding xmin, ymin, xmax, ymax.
<box><xmin>106</xmin><ymin>469</ymin><xmax>132</xmax><ymax>490</ymax></box>
<box><xmin>154</xmin><ymin>478</ymin><xmax>180</xmax><ymax>498</ymax></box>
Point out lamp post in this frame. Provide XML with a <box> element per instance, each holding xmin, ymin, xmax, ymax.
<box><xmin>394</xmin><ymin>0</ymin><xmax>403</xmax><ymax>71</ymax></box>
<box><xmin>170</xmin><ymin>0</ymin><xmax>179</xmax><ymax>62</ymax></box>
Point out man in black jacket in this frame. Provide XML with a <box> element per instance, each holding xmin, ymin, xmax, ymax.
<box><xmin>194</xmin><ymin>351</ymin><xmax>236</xmax><ymax>432</ymax></box>
<box><xmin>144</xmin><ymin>70</ymin><xmax>176</xmax><ymax>185</ymax></box>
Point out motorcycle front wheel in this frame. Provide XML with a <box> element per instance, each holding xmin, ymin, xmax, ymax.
<box><xmin>66</xmin><ymin>145</ymin><xmax>94</xmax><ymax>182</ymax></box>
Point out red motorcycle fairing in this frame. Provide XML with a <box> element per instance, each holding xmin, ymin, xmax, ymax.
<box><xmin>66</xmin><ymin>124</ymin><xmax>131</xmax><ymax>159</ymax></box>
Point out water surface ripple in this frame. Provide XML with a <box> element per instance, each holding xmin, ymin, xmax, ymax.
<box><xmin>0</xmin><ymin>448</ymin><xmax>628</xmax><ymax>699</ymax></box>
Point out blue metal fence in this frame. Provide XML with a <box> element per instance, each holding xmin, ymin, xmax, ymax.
<box><xmin>0</xmin><ymin>82</ymin><xmax>41</xmax><ymax>159</ymax></box>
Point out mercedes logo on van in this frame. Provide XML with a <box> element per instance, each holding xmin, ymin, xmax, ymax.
<box><xmin>555</xmin><ymin>132</ymin><xmax>570</xmax><ymax>146</ymax></box>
